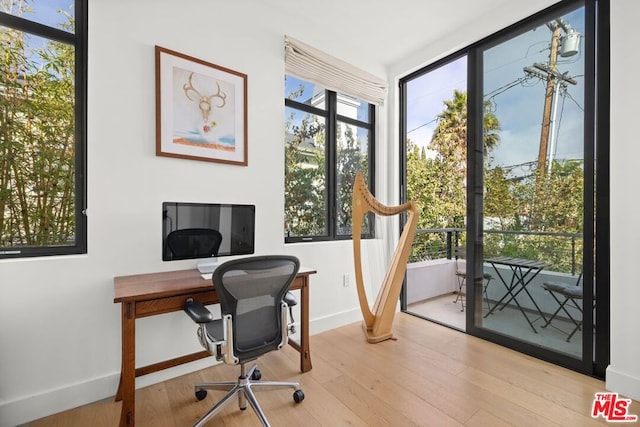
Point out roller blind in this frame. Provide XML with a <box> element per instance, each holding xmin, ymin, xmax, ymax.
<box><xmin>284</xmin><ymin>36</ymin><xmax>388</xmax><ymax>105</ymax></box>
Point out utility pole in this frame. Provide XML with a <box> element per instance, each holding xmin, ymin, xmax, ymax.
<box><xmin>524</xmin><ymin>20</ymin><xmax>578</xmax><ymax>179</ymax></box>
<box><xmin>537</xmin><ymin>24</ymin><xmax>561</xmax><ymax>174</ymax></box>
<box><xmin>523</xmin><ymin>19</ymin><xmax>579</xmax><ymax>228</ymax></box>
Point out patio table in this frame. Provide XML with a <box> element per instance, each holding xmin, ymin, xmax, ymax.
<box><xmin>484</xmin><ymin>256</ymin><xmax>551</xmax><ymax>333</ymax></box>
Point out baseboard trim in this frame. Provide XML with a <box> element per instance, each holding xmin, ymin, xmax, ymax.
<box><xmin>606</xmin><ymin>365</ymin><xmax>640</xmax><ymax>402</ymax></box>
<box><xmin>1</xmin><ymin>310</ymin><xmax>361</xmax><ymax>426</ymax></box>
<box><xmin>309</xmin><ymin>308</ymin><xmax>362</xmax><ymax>334</ymax></box>
<box><xmin>1</xmin><ymin>373</ymin><xmax>118</xmax><ymax>427</ymax></box>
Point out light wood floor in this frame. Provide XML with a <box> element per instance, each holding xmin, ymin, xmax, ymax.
<box><xmin>26</xmin><ymin>313</ymin><xmax>639</xmax><ymax>426</ymax></box>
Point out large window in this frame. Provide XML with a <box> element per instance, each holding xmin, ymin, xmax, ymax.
<box><xmin>0</xmin><ymin>0</ymin><xmax>86</xmax><ymax>258</ymax></box>
<box><xmin>400</xmin><ymin>0</ymin><xmax>608</xmax><ymax>377</ymax></box>
<box><xmin>284</xmin><ymin>75</ymin><xmax>375</xmax><ymax>242</ymax></box>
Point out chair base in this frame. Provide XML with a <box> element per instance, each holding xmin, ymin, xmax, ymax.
<box><xmin>193</xmin><ymin>363</ymin><xmax>302</xmax><ymax>427</ymax></box>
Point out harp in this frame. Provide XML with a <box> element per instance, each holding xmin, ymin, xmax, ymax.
<box><xmin>351</xmin><ymin>172</ymin><xmax>418</xmax><ymax>343</ymax></box>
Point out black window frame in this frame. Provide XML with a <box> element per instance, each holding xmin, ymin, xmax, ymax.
<box><xmin>0</xmin><ymin>1</ymin><xmax>88</xmax><ymax>259</ymax></box>
<box><xmin>284</xmin><ymin>81</ymin><xmax>375</xmax><ymax>243</ymax></box>
<box><xmin>399</xmin><ymin>0</ymin><xmax>609</xmax><ymax>379</ymax></box>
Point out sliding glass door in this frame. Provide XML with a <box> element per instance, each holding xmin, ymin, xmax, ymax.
<box><xmin>401</xmin><ymin>0</ymin><xmax>608</xmax><ymax>377</ymax></box>
<box><xmin>475</xmin><ymin>3</ymin><xmax>590</xmax><ymax>361</ymax></box>
<box><xmin>401</xmin><ymin>55</ymin><xmax>469</xmax><ymax>330</ymax></box>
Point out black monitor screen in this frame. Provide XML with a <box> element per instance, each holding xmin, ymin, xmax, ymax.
<box><xmin>162</xmin><ymin>202</ymin><xmax>255</xmax><ymax>261</ymax></box>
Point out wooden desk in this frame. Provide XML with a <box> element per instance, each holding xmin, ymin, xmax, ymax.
<box><xmin>113</xmin><ymin>267</ymin><xmax>316</xmax><ymax>427</ymax></box>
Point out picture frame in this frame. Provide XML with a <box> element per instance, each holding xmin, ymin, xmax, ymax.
<box><xmin>155</xmin><ymin>46</ymin><xmax>248</xmax><ymax>165</ymax></box>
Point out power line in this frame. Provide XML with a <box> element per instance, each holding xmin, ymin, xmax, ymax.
<box><xmin>407</xmin><ymin>117</ymin><xmax>438</xmax><ymax>134</ymax></box>
<box><xmin>408</xmin><ymin>74</ymin><xmax>537</xmax><ymax>135</ymax></box>
<box><xmin>564</xmin><ymin>90</ymin><xmax>583</xmax><ymax>111</ymax></box>
<box><xmin>484</xmin><ymin>74</ymin><xmax>536</xmax><ymax>100</ymax></box>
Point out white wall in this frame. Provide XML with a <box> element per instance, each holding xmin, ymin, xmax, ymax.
<box><xmin>406</xmin><ymin>260</ymin><xmax>458</xmax><ymax>303</ymax></box>
<box><xmin>607</xmin><ymin>0</ymin><xmax>640</xmax><ymax>402</ymax></box>
<box><xmin>0</xmin><ymin>1</ymin><xmax>386</xmax><ymax>425</ymax></box>
<box><xmin>2</xmin><ymin>0</ymin><xmax>639</xmax><ymax>425</ymax></box>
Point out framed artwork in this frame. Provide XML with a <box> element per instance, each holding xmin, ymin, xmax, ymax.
<box><xmin>155</xmin><ymin>46</ymin><xmax>248</xmax><ymax>165</ymax></box>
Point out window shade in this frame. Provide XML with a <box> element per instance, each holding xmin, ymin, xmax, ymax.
<box><xmin>284</xmin><ymin>36</ymin><xmax>388</xmax><ymax>105</ymax></box>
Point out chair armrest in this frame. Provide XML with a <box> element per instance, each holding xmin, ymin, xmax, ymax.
<box><xmin>284</xmin><ymin>291</ymin><xmax>298</xmax><ymax>307</ymax></box>
<box><xmin>184</xmin><ymin>299</ymin><xmax>215</xmax><ymax>324</ymax></box>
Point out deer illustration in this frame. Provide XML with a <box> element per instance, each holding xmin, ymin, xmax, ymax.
<box><xmin>182</xmin><ymin>72</ymin><xmax>227</xmax><ymax>123</ymax></box>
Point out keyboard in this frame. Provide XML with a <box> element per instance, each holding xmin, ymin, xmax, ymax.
<box><xmin>200</xmin><ymin>270</ymin><xmax>247</xmax><ymax>280</ymax></box>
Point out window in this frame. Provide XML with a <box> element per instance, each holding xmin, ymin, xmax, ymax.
<box><xmin>400</xmin><ymin>0</ymin><xmax>609</xmax><ymax>377</ymax></box>
<box><xmin>284</xmin><ymin>75</ymin><xmax>375</xmax><ymax>242</ymax></box>
<box><xmin>0</xmin><ymin>1</ymin><xmax>86</xmax><ymax>258</ymax></box>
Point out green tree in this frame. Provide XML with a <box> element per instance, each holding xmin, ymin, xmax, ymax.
<box><xmin>537</xmin><ymin>160</ymin><xmax>583</xmax><ymax>233</ymax></box>
<box><xmin>411</xmin><ymin>90</ymin><xmax>500</xmax><ymax>227</ymax></box>
<box><xmin>1</xmin><ymin>3</ymin><xmax>76</xmax><ymax>247</ymax></box>
<box><xmin>406</xmin><ymin>89</ymin><xmax>500</xmax><ymax>261</ymax></box>
<box><xmin>483</xmin><ymin>160</ymin><xmax>584</xmax><ymax>273</ymax></box>
<box><xmin>284</xmin><ymin>103</ymin><xmax>327</xmax><ymax>236</ymax></box>
<box><xmin>406</xmin><ymin>139</ymin><xmax>449</xmax><ymax>260</ymax></box>
<box><xmin>431</xmin><ymin>90</ymin><xmax>500</xmax><ymax>164</ymax></box>
<box><xmin>336</xmin><ymin>122</ymin><xmax>368</xmax><ymax>235</ymax></box>
<box><xmin>484</xmin><ymin>166</ymin><xmax>518</xmax><ymax>228</ymax></box>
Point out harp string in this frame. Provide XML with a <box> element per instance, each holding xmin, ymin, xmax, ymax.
<box><xmin>361</xmin><ymin>214</ymin><xmax>390</xmax><ymax>312</ymax></box>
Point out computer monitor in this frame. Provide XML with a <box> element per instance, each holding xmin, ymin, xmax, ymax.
<box><xmin>162</xmin><ymin>202</ymin><xmax>255</xmax><ymax>262</ymax></box>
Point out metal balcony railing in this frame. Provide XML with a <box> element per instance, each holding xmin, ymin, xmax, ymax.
<box><xmin>410</xmin><ymin>228</ymin><xmax>583</xmax><ymax>275</ymax></box>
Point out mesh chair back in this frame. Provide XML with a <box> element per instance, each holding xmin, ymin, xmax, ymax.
<box><xmin>213</xmin><ymin>255</ymin><xmax>300</xmax><ymax>362</ymax></box>
<box><xmin>167</xmin><ymin>228</ymin><xmax>223</xmax><ymax>260</ymax></box>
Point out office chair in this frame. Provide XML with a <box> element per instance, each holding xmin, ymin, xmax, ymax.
<box><xmin>166</xmin><ymin>228</ymin><xmax>223</xmax><ymax>260</ymax></box>
<box><xmin>184</xmin><ymin>255</ymin><xmax>305</xmax><ymax>427</ymax></box>
<box><xmin>541</xmin><ymin>273</ymin><xmax>583</xmax><ymax>342</ymax></box>
<box><xmin>453</xmin><ymin>246</ymin><xmax>492</xmax><ymax>312</ymax></box>
<box><xmin>168</xmin><ymin>228</ymin><xmax>298</xmax><ymax>334</ymax></box>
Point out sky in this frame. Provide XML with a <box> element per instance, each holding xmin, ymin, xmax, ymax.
<box><xmin>406</xmin><ymin>6</ymin><xmax>586</xmax><ymax>176</ymax></box>
<box><xmin>5</xmin><ymin>0</ymin><xmax>74</xmax><ymax>29</ymax></box>
<box><xmin>2</xmin><ymin>1</ymin><xmax>75</xmax><ymax>69</ymax></box>
<box><xmin>406</xmin><ymin>56</ymin><xmax>467</xmax><ymax>155</ymax></box>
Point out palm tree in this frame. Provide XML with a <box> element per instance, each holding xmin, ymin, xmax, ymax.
<box><xmin>407</xmin><ymin>90</ymin><xmax>500</xmax><ymax>232</ymax></box>
<box><xmin>430</xmin><ymin>89</ymin><xmax>500</xmax><ymax>166</ymax></box>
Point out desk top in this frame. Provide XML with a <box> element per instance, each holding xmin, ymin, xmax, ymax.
<box><xmin>114</xmin><ymin>267</ymin><xmax>316</xmax><ymax>303</ymax></box>
<box><xmin>486</xmin><ymin>256</ymin><xmax>550</xmax><ymax>269</ymax></box>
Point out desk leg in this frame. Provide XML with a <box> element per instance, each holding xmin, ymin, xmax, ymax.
<box><xmin>118</xmin><ymin>302</ymin><xmax>135</xmax><ymax>426</ymax></box>
<box><xmin>299</xmin><ymin>275</ymin><xmax>312</xmax><ymax>372</ymax></box>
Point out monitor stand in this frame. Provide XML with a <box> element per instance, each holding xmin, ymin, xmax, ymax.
<box><xmin>197</xmin><ymin>260</ymin><xmax>220</xmax><ymax>274</ymax></box>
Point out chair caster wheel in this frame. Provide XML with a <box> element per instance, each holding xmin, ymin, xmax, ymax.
<box><xmin>195</xmin><ymin>389</ymin><xmax>207</xmax><ymax>401</ymax></box>
<box><xmin>293</xmin><ymin>389</ymin><xmax>305</xmax><ymax>403</ymax></box>
<box><xmin>251</xmin><ymin>369</ymin><xmax>262</xmax><ymax>380</ymax></box>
